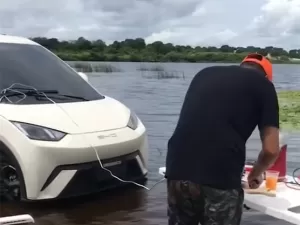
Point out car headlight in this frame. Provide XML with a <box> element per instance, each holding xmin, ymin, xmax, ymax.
<box><xmin>127</xmin><ymin>111</ymin><xmax>139</xmax><ymax>130</ymax></box>
<box><xmin>11</xmin><ymin>121</ymin><xmax>66</xmax><ymax>141</ymax></box>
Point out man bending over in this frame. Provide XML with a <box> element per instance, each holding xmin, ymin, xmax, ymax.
<box><xmin>165</xmin><ymin>53</ymin><xmax>280</xmax><ymax>225</ymax></box>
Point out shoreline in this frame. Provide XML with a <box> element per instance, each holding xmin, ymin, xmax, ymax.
<box><xmin>65</xmin><ymin>60</ymin><xmax>300</xmax><ymax>64</ymax></box>
<box><xmin>54</xmin><ymin>51</ymin><xmax>300</xmax><ymax>65</ymax></box>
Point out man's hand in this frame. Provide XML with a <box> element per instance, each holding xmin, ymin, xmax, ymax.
<box><xmin>247</xmin><ymin>173</ymin><xmax>263</xmax><ymax>189</ymax></box>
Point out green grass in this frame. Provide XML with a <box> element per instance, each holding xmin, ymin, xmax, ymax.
<box><xmin>278</xmin><ymin>91</ymin><xmax>300</xmax><ymax>130</ymax></box>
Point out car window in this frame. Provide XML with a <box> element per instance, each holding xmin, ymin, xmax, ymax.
<box><xmin>0</xmin><ymin>43</ymin><xmax>103</xmax><ymax>104</ymax></box>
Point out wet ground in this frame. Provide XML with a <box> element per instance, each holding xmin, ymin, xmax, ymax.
<box><xmin>1</xmin><ymin>62</ymin><xmax>299</xmax><ymax>225</ymax></box>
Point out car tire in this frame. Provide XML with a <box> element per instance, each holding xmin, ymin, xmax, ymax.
<box><xmin>0</xmin><ymin>151</ymin><xmax>21</xmax><ymax>202</ymax></box>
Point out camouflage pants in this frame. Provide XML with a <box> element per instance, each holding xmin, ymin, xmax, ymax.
<box><xmin>167</xmin><ymin>180</ymin><xmax>244</xmax><ymax>225</ymax></box>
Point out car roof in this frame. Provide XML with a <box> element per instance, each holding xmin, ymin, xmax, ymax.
<box><xmin>0</xmin><ymin>34</ymin><xmax>39</xmax><ymax>45</ymax></box>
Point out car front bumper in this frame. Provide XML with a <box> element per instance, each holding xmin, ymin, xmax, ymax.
<box><xmin>41</xmin><ymin>150</ymin><xmax>147</xmax><ymax>200</ymax></box>
<box><xmin>8</xmin><ymin>124</ymin><xmax>148</xmax><ymax>201</ymax></box>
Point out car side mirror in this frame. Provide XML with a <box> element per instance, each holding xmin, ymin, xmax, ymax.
<box><xmin>78</xmin><ymin>72</ymin><xmax>88</xmax><ymax>82</ymax></box>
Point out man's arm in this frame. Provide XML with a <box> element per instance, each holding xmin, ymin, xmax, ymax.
<box><xmin>249</xmin><ymin>81</ymin><xmax>280</xmax><ymax>179</ymax></box>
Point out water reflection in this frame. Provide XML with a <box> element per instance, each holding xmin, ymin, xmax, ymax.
<box><xmin>1</xmin><ymin>186</ymin><xmax>148</xmax><ymax>225</ymax></box>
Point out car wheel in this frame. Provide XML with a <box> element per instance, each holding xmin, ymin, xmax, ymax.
<box><xmin>0</xmin><ymin>152</ymin><xmax>21</xmax><ymax>201</ymax></box>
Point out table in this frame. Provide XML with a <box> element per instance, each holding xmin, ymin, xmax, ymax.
<box><xmin>158</xmin><ymin>167</ymin><xmax>300</xmax><ymax>225</ymax></box>
<box><xmin>243</xmin><ymin>175</ymin><xmax>300</xmax><ymax>225</ymax></box>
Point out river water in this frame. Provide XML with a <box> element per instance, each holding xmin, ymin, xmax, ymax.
<box><xmin>1</xmin><ymin>62</ymin><xmax>299</xmax><ymax>225</ymax></box>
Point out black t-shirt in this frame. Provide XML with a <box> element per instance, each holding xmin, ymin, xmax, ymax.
<box><xmin>165</xmin><ymin>65</ymin><xmax>279</xmax><ymax>189</ymax></box>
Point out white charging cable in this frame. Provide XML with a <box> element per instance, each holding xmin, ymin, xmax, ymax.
<box><xmin>0</xmin><ymin>83</ymin><xmax>165</xmax><ymax>191</ymax></box>
<box><xmin>0</xmin><ymin>85</ymin><xmax>27</xmax><ymax>103</ymax></box>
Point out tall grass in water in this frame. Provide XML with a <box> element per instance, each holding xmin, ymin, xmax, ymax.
<box><xmin>137</xmin><ymin>64</ymin><xmax>165</xmax><ymax>72</ymax></box>
<box><xmin>138</xmin><ymin>64</ymin><xmax>185</xmax><ymax>79</ymax></box>
<box><xmin>73</xmin><ymin>62</ymin><xmax>121</xmax><ymax>73</ymax></box>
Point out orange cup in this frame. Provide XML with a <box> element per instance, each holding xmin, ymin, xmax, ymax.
<box><xmin>265</xmin><ymin>170</ymin><xmax>279</xmax><ymax>191</ymax></box>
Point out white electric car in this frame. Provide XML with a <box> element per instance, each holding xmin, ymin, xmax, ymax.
<box><xmin>0</xmin><ymin>35</ymin><xmax>148</xmax><ymax>201</ymax></box>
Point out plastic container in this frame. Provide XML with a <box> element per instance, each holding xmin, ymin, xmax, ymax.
<box><xmin>244</xmin><ymin>132</ymin><xmax>288</xmax><ymax>182</ymax></box>
<box><xmin>268</xmin><ymin>132</ymin><xmax>288</xmax><ymax>181</ymax></box>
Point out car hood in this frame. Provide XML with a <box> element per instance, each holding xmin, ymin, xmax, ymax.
<box><xmin>0</xmin><ymin>97</ymin><xmax>131</xmax><ymax>134</ymax></box>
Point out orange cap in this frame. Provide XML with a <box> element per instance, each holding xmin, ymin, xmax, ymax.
<box><xmin>241</xmin><ymin>53</ymin><xmax>273</xmax><ymax>81</ymax></box>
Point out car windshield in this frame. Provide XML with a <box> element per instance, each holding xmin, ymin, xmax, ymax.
<box><xmin>0</xmin><ymin>43</ymin><xmax>104</xmax><ymax>104</ymax></box>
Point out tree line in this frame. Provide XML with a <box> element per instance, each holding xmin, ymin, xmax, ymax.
<box><xmin>31</xmin><ymin>37</ymin><xmax>300</xmax><ymax>63</ymax></box>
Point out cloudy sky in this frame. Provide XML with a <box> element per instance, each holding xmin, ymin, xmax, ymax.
<box><xmin>0</xmin><ymin>0</ymin><xmax>299</xmax><ymax>49</ymax></box>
